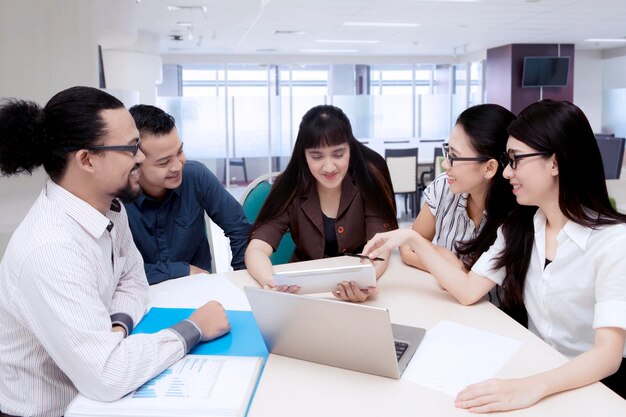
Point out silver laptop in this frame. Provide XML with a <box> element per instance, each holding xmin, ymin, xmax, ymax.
<box><xmin>244</xmin><ymin>286</ymin><xmax>426</xmax><ymax>379</ymax></box>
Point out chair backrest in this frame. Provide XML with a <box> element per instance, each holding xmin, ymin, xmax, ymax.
<box><xmin>384</xmin><ymin>148</ymin><xmax>419</xmax><ymax>193</ymax></box>
<box><xmin>433</xmin><ymin>147</ymin><xmax>445</xmax><ymax>177</ymax></box>
<box><xmin>205</xmin><ymin>214</ymin><xmax>232</xmax><ymax>273</ymax></box>
<box><xmin>596</xmin><ymin>137</ymin><xmax>625</xmax><ymax>180</ymax></box>
<box><xmin>240</xmin><ymin>172</ymin><xmax>296</xmax><ymax>265</ymax></box>
<box><xmin>595</xmin><ymin>133</ymin><xmax>615</xmax><ymax>140</ymax></box>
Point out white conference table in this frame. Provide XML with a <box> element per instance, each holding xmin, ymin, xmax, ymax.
<box><xmin>149</xmin><ymin>254</ymin><xmax>626</xmax><ymax>417</ymax></box>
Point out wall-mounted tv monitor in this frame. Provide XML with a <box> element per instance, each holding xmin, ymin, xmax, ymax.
<box><xmin>522</xmin><ymin>56</ymin><xmax>570</xmax><ymax>88</ymax></box>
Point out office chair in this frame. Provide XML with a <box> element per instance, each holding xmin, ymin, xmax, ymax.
<box><xmin>595</xmin><ymin>133</ymin><xmax>615</xmax><ymax>140</ymax></box>
<box><xmin>596</xmin><ymin>137</ymin><xmax>625</xmax><ymax>180</ymax></box>
<box><xmin>240</xmin><ymin>172</ymin><xmax>295</xmax><ymax>265</ymax></box>
<box><xmin>384</xmin><ymin>148</ymin><xmax>419</xmax><ymax>218</ymax></box>
<box><xmin>419</xmin><ymin>147</ymin><xmax>444</xmax><ymax>195</ymax></box>
<box><xmin>223</xmin><ymin>158</ymin><xmax>248</xmax><ymax>185</ymax></box>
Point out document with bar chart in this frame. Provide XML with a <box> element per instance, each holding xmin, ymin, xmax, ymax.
<box><xmin>65</xmin><ymin>355</ymin><xmax>264</xmax><ymax>417</ymax></box>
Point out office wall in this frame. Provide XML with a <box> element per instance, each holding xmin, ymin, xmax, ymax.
<box><xmin>602</xmin><ymin>47</ymin><xmax>626</xmax><ymax>90</ymax></box>
<box><xmin>486</xmin><ymin>44</ymin><xmax>575</xmax><ymax>115</ymax></box>
<box><xmin>573</xmin><ymin>49</ymin><xmax>603</xmax><ymax>132</ymax></box>
<box><xmin>601</xmin><ymin>47</ymin><xmax>626</xmax><ymax>138</ymax></box>
<box><xmin>0</xmin><ymin>0</ymin><xmax>98</xmax><ymax>103</ymax></box>
<box><xmin>102</xmin><ymin>49</ymin><xmax>162</xmax><ymax>105</ymax></box>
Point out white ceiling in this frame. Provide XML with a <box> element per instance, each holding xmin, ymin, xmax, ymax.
<box><xmin>136</xmin><ymin>0</ymin><xmax>626</xmax><ymax>59</ymax></box>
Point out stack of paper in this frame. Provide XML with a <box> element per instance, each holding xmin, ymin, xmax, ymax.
<box><xmin>65</xmin><ymin>355</ymin><xmax>263</xmax><ymax>417</ymax></box>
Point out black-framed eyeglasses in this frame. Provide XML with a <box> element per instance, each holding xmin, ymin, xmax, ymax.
<box><xmin>501</xmin><ymin>149</ymin><xmax>551</xmax><ymax>170</ymax></box>
<box><xmin>442</xmin><ymin>142</ymin><xmax>490</xmax><ymax>166</ymax></box>
<box><xmin>64</xmin><ymin>140</ymin><xmax>141</xmax><ymax>156</ymax></box>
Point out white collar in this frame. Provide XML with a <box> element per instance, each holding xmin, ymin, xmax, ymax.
<box><xmin>533</xmin><ymin>208</ymin><xmax>592</xmax><ymax>251</ymax></box>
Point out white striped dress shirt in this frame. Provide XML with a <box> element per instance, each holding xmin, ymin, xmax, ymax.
<box><xmin>0</xmin><ymin>180</ymin><xmax>199</xmax><ymax>417</ymax></box>
<box><xmin>423</xmin><ymin>173</ymin><xmax>486</xmax><ymax>253</ymax></box>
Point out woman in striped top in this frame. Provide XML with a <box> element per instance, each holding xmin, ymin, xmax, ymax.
<box><xmin>400</xmin><ymin>104</ymin><xmax>516</xmax><ymax>273</ymax></box>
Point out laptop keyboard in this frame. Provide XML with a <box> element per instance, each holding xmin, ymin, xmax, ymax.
<box><xmin>394</xmin><ymin>341</ymin><xmax>409</xmax><ymax>361</ymax></box>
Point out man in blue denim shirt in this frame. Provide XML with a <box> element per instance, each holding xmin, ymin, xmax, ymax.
<box><xmin>125</xmin><ymin>105</ymin><xmax>251</xmax><ymax>284</ymax></box>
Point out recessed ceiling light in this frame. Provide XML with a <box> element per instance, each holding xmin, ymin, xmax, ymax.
<box><xmin>300</xmin><ymin>48</ymin><xmax>359</xmax><ymax>53</ymax></box>
<box><xmin>274</xmin><ymin>30</ymin><xmax>306</xmax><ymax>35</ymax></box>
<box><xmin>177</xmin><ymin>21</ymin><xmax>193</xmax><ymax>27</ymax></box>
<box><xmin>343</xmin><ymin>22</ymin><xmax>420</xmax><ymax>28</ymax></box>
<box><xmin>584</xmin><ymin>38</ymin><xmax>626</xmax><ymax>43</ymax></box>
<box><xmin>315</xmin><ymin>39</ymin><xmax>379</xmax><ymax>44</ymax></box>
<box><xmin>167</xmin><ymin>5</ymin><xmax>208</xmax><ymax>12</ymax></box>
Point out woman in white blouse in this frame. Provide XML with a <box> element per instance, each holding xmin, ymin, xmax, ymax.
<box><xmin>401</xmin><ymin>104</ymin><xmax>516</xmax><ymax>276</ymax></box>
<box><xmin>364</xmin><ymin>100</ymin><xmax>626</xmax><ymax>411</ymax></box>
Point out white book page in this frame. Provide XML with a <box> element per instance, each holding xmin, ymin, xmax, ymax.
<box><xmin>148</xmin><ymin>273</ymin><xmax>251</xmax><ymax>311</ymax></box>
<box><xmin>66</xmin><ymin>355</ymin><xmax>262</xmax><ymax>417</ymax></box>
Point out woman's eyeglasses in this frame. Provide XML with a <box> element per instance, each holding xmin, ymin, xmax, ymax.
<box><xmin>64</xmin><ymin>140</ymin><xmax>142</xmax><ymax>156</ymax></box>
<box><xmin>442</xmin><ymin>143</ymin><xmax>490</xmax><ymax>166</ymax></box>
<box><xmin>500</xmin><ymin>149</ymin><xmax>551</xmax><ymax>170</ymax></box>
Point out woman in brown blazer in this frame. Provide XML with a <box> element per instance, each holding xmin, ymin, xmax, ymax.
<box><xmin>245</xmin><ymin>105</ymin><xmax>398</xmax><ymax>302</ymax></box>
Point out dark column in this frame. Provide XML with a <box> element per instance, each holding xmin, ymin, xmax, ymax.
<box><xmin>355</xmin><ymin>64</ymin><xmax>370</xmax><ymax>95</ymax></box>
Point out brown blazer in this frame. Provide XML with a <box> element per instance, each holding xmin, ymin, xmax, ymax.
<box><xmin>251</xmin><ymin>174</ymin><xmax>394</xmax><ymax>262</ymax></box>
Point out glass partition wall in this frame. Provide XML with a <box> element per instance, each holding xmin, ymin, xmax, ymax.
<box><xmin>156</xmin><ymin>62</ymin><xmax>485</xmax><ymax>187</ymax></box>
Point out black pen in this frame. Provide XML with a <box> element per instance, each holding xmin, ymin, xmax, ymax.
<box><xmin>345</xmin><ymin>253</ymin><xmax>385</xmax><ymax>262</ymax></box>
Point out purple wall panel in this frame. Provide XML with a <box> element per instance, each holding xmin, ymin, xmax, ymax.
<box><xmin>486</xmin><ymin>43</ymin><xmax>575</xmax><ymax>115</ymax></box>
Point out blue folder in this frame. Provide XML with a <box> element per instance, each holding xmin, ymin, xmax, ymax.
<box><xmin>133</xmin><ymin>308</ymin><xmax>268</xmax><ymax>358</ymax></box>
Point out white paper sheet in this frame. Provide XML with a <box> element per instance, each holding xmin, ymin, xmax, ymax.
<box><xmin>66</xmin><ymin>355</ymin><xmax>263</xmax><ymax>417</ymax></box>
<box><xmin>148</xmin><ymin>273</ymin><xmax>251</xmax><ymax>311</ymax></box>
<box><xmin>402</xmin><ymin>320</ymin><xmax>522</xmax><ymax>396</ymax></box>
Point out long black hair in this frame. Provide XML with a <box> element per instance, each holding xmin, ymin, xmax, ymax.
<box><xmin>494</xmin><ymin>99</ymin><xmax>626</xmax><ymax>325</ymax></box>
<box><xmin>0</xmin><ymin>86</ymin><xmax>124</xmax><ymax>181</ymax></box>
<box><xmin>454</xmin><ymin>104</ymin><xmax>517</xmax><ymax>268</ymax></box>
<box><xmin>252</xmin><ymin>104</ymin><xmax>398</xmax><ymax>233</ymax></box>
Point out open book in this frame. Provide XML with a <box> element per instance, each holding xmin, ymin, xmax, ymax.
<box><xmin>65</xmin><ymin>354</ymin><xmax>263</xmax><ymax>417</ymax></box>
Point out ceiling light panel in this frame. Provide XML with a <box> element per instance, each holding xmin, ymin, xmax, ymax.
<box><xmin>584</xmin><ymin>38</ymin><xmax>626</xmax><ymax>42</ymax></box>
<box><xmin>315</xmin><ymin>39</ymin><xmax>379</xmax><ymax>44</ymax></box>
<box><xmin>343</xmin><ymin>22</ymin><xmax>421</xmax><ymax>28</ymax></box>
<box><xmin>300</xmin><ymin>48</ymin><xmax>359</xmax><ymax>53</ymax></box>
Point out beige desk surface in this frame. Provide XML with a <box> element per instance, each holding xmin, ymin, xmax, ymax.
<box><xmin>157</xmin><ymin>254</ymin><xmax>626</xmax><ymax>417</ymax></box>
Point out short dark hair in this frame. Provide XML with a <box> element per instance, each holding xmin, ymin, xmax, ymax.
<box><xmin>0</xmin><ymin>86</ymin><xmax>124</xmax><ymax>181</ymax></box>
<box><xmin>129</xmin><ymin>104</ymin><xmax>176</xmax><ymax>137</ymax></box>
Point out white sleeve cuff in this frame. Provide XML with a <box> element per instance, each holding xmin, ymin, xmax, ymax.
<box><xmin>593</xmin><ymin>300</ymin><xmax>626</xmax><ymax>330</ymax></box>
<box><xmin>471</xmin><ymin>253</ymin><xmax>506</xmax><ymax>285</ymax></box>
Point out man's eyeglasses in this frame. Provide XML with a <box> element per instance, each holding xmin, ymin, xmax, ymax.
<box><xmin>501</xmin><ymin>149</ymin><xmax>551</xmax><ymax>170</ymax></box>
<box><xmin>442</xmin><ymin>143</ymin><xmax>490</xmax><ymax>166</ymax></box>
<box><xmin>64</xmin><ymin>140</ymin><xmax>141</xmax><ymax>156</ymax></box>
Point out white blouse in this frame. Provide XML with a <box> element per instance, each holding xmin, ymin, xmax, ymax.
<box><xmin>472</xmin><ymin>209</ymin><xmax>626</xmax><ymax>358</ymax></box>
